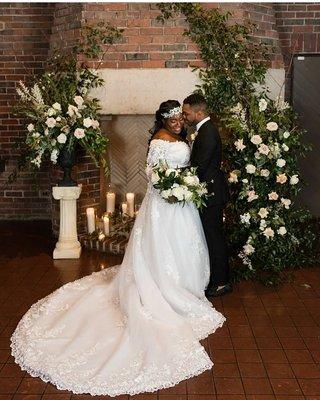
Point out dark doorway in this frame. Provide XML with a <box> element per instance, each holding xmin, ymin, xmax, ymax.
<box><xmin>292</xmin><ymin>55</ymin><xmax>320</xmax><ymax>216</ymax></box>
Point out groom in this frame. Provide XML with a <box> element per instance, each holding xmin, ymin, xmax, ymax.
<box><xmin>183</xmin><ymin>93</ymin><xmax>232</xmax><ymax>297</ymax></box>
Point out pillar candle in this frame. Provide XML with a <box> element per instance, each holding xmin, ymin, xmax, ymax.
<box><xmin>126</xmin><ymin>193</ymin><xmax>135</xmax><ymax>217</ymax></box>
<box><xmin>86</xmin><ymin>207</ymin><xmax>95</xmax><ymax>234</ymax></box>
<box><xmin>121</xmin><ymin>202</ymin><xmax>128</xmax><ymax>215</ymax></box>
<box><xmin>103</xmin><ymin>215</ymin><xmax>110</xmax><ymax>235</ymax></box>
<box><xmin>106</xmin><ymin>192</ymin><xmax>116</xmax><ymax>213</ymax></box>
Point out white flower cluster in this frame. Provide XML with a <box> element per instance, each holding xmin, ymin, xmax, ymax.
<box><xmin>151</xmin><ymin>162</ymin><xmax>209</xmax><ymax>208</ymax></box>
<box><xmin>20</xmin><ymin>92</ymin><xmax>102</xmax><ymax>168</ymax></box>
<box><xmin>228</xmin><ymin>96</ymin><xmax>300</xmax><ymax>268</ymax></box>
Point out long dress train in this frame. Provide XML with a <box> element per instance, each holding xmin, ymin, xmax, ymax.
<box><xmin>11</xmin><ymin>139</ymin><xmax>225</xmax><ymax>396</ymax></box>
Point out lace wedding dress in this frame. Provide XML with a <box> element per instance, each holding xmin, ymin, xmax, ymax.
<box><xmin>11</xmin><ymin>139</ymin><xmax>225</xmax><ymax>396</ymax></box>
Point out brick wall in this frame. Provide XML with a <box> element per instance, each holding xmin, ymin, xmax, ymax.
<box><xmin>83</xmin><ymin>3</ymin><xmax>202</xmax><ymax>69</ymax></box>
<box><xmin>0</xmin><ymin>3</ymin><xmax>55</xmax><ymax>220</ymax></box>
<box><xmin>275</xmin><ymin>2</ymin><xmax>320</xmax><ymax>99</ymax></box>
<box><xmin>83</xmin><ymin>3</ymin><xmax>283</xmax><ymax>70</ymax></box>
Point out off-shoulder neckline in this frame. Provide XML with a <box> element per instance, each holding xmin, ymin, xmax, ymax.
<box><xmin>150</xmin><ymin>138</ymin><xmax>189</xmax><ymax>146</ymax></box>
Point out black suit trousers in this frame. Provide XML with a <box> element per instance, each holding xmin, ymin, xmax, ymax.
<box><xmin>199</xmin><ymin>204</ymin><xmax>230</xmax><ymax>287</ymax></box>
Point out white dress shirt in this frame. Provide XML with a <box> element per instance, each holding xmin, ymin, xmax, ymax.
<box><xmin>196</xmin><ymin>116</ymin><xmax>211</xmax><ymax>132</ymax></box>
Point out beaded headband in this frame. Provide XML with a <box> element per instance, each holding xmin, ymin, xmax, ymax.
<box><xmin>161</xmin><ymin>106</ymin><xmax>182</xmax><ymax>119</ymax></box>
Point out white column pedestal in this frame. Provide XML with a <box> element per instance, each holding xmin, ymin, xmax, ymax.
<box><xmin>52</xmin><ymin>186</ymin><xmax>82</xmax><ymax>259</ymax></box>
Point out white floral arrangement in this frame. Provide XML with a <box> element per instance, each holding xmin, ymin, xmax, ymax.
<box><xmin>15</xmin><ymin>75</ymin><xmax>107</xmax><ymax>173</ymax></box>
<box><xmin>224</xmin><ymin>94</ymin><xmax>309</xmax><ymax>272</ymax></box>
<box><xmin>150</xmin><ymin>161</ymin><xmax>210</xmax><ymax>209</ymax></box>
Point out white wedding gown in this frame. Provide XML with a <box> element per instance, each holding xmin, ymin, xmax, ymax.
<box><xmin>11</xmin><ymin>139</ymin><xmax>225</xmax><ymax>396</ymax></box>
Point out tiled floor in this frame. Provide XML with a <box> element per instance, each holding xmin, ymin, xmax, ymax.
<box><xmin>0</xmin><ymin>220</ymin><xmax>320</xmax><ymax>400</ymax></box>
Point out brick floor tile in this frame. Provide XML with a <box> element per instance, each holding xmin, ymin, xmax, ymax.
<box><xmin>264</xmin><ymin>364</ymin><xmax>294</xmax><ymax>379</ymax></box>
<box><xmin>238</xmin><ymin>363</ymin><xmax>267</xmax><ymax>378</ymax></box>
<box><xmin>270</xmin><ymin>379</ymin><xmax>302</xmax><ymax>395</ymax></box>
<box><xmin>291</xmin><ymin>363</ymin><xmax>320</xmax><ymax>379</ymax></box>
<box><xmin>16</xmin><ymin>378</ymin><xmax>46</xmax><ymax>394</ymax></box>
<box><xmin>242</xmin><ymin>378</ymin><xmax>273</xmax><ymax>395</ymax></box>
<box><xmin>259</xmin><ymin>350</ymin><xmax>288</xmax><ymax>364</ymax></box>
<box><xmin>298</xmin><ymin>379</ymin><xmax>320</xmax><ymax>395</ymax></box>
<box><xmin>285</xmin><ymin>349</ymin><xmax>314</xmax><ymax>363</ymax></box>
<box><xmin>235</xmin><ymin>350</ymin><xmax>262</xmax><ymax>363</ymax></box>
<box><xmin>214</xmin><ymin>378</ymin><xmax>244</xmax><ymax>395</ymax></box>
<box><xmin>0</xmin><ymin>377</ymin><xmax>22</xmax><ymax>394</ymax></box>
<box><xmin>213</xmin><ymin>364</ymin><xmax>240</xmax><ymax>378</ymax></box>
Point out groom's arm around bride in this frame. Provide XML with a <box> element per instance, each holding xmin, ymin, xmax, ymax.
<box><xmin>182</xmin><ymin>93</ymin><xmax>232</xmax><ymax>297</ymax></box>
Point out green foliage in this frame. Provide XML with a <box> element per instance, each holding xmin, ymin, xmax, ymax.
<box><xmin>158</xmin><ymin>3</ymin><xmax>318</xmax><ymax>285</ymax></box>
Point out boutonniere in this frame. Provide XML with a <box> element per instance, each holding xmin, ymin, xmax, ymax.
<box><xmin>190</xmin><ymin>131</ymin><xmax>198</xmax><ymax>142</ymax></box>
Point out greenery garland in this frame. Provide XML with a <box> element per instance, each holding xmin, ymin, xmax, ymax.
<box><xmin>158</xmin><ymin>3</ymin><xmax>317</xmax><ymax>285</ymax></box>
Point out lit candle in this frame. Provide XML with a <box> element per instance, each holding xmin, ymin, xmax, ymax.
<box><xmin>126</xmin><ymin>192</ymin><xmax>135</xmax><ymax>217</ymax></box>
<box><xmin>86</xmin><ymin>207</ymin><xmax>95</xmax><ymax>234</ymax></box>
<box><xmin>121</xmin><ymin>202</ymin><xmax>128</xmax><ymax>215</ymax></box>
<box><xmin>106</xmin><ymin>192</ymin><xmax>116</xmax><ymax>213</ymax></box>
<box><xmin>103</xmin><ymin>215</ymin><xmax>110</xmax><ymax>235</ymax></box>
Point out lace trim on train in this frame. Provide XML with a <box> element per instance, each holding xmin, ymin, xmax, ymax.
<box><xmin>10</xmin><ymin>266</ymin><xmax>225</xmax><ymax>396</ymax></box>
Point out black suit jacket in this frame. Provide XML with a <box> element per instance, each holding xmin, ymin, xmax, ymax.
<box><xmin>190</xmin><ymin>119</ymin><xmax>230</xmax><ymax>207</ymax></box>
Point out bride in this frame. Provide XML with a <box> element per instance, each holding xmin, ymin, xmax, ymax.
<box><xmin>11</xmin><ymin>99</ymin><xmax>225</xmax><ymax>396</ymax></box>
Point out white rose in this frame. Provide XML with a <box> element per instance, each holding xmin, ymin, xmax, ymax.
<box><xmin>258</xmin><ymin>143</ymin><xmax>270</xmax><ymax>155</ymax></box>
<box><xmin>277</xmin><ymin>173</ymin><xmax>287</xmax><ymax>184</ymax></box>
<box><xmin>242</xmin><ymin>178</ymin><xmax>248</xmax><ymax>184</ymax></box>
<box><xmin>56</xmin><ymin>116</ymin><xmax>61</xmax><ymax>122</ymax></box>
<box><xmin>246</xmin><ymin>164</ymin><xmax>256</xmax><ymax>174</ymax></box>
<box><xmin>45</xmin><ymin>117</ymin><xmax>56</xmax><ymax>128</ymax></box>
<box><xmin>247</xmin><ymin>190</ymin><xmax>259</xmax><ymax>202</ymax></box>
<box><xmin>165</xmin><ymin>168</ymin><xmax>177</xmax><ymax>177</ymax></box>
<box><xmin>278</xmin><ymin>226</ymin><xmax>287</xmax><ymax>236</ymax></box>
<box><xmin>151</xmin><ymin>172</ymin><xmax>160</xmax><ymax>184</ymax></box>
<box><xmin>281</xmin><ymin>198</ymin><xmax>292</xmax><ymax>209</ymax></box>
<box><xmin>47</xmin><ymin>108</ymin><xmax>56</xmax><ymax>116</ymax></box>
<box><xmin>27</xmin><ymin>123</ymin><xmax>34</xmax><ymax>132</ymax></box>
<box><xmin>44</xmin><ymin>129</ymin><xmax>49</xmax><ymax>136</ymax></box>
<box><xmin>162</xmin><ymin>189</ymin><xmax>172</xmax><ymax>199</ymax></box>
<box><xmin>234</xmin><ymin>138</ymin><xmax>246</xmax><ymax>151</ymax></box>
<box><xmin>184</xmin><ymin>175</ymin><xmax>199</xmax><ymax>186</ymax></box>
<box><xmin>258</xmin><ymin>208</ymin><xmax>269</xmax><ymax>219</ymax></box>
<box><xmin>276</xmin><ymin>159</ymin><xmax>286</xmax><ymax>168</ymax></box>
<box><xmin>52</xmin><ymin>102</ymin><xmax>61</xmax><ymax>111</ymax></box>
<box><xmin>74</xmin><ymin>128</ymin><xmax>85</xmax><ymax>139</ymax></box>
<box><xmin>67</xmin><ymin>104</ymin><xmax>80</xmax><ymax>117</ymax></box>
<box><xmin>172</xmin><ymin>186</ymin><xmax>185</xmax><ymax>201</ymax></box>
<box><xmin>258</xmin><ymin>98</ymin><xmax>268</xmax><ymax>112</ymax></box>
<box><xmin>254</xmin><ymin>151</ymin><xmax>261</xmax><ymax>160</ymax></box>
<box><xmin>268</xmin><ymin>192</ymin><xmax>279</xmax><ymax>201</ymax></box>
<box><xmin>57</xmin><ymin>133</ymin><xmax>67</xmax><ymax>144</ymax></box>
<box><xmin>263</xmin><ymin>227</ymin><xmax>275</xmax><ymax>238</ymax></box>
<box><xmin>283</xmin><ymin>131</ymin><xmax>290</xmax><ymax>139</ymax></box>
<box><xmin>290</xmin><ymin>175</ymin><xmax>299</xmax><ymax>185</ymax></box>
<box><xmin>74</xmin><ymin>96</ymin><xmax>84</xmax><ymax>107</ymax></box>
<box><xmin>251</xmin><ymin>135</ymin><xmax>263</xmax><ymax>145</ymax></box>
<box><xmin>228</xmin><ymin>171</ymin><xmax>238</xmax><ymax>183</ymax></box>
<box><xmin>50</xmin><ymin>149</ymin><xmax>58</xmax><ymax>164</ymax></box>
<box><xmin>243</xmin><ymin>243</ymin><xmax>255</xmax><ymax>255</ymax></box>
<box><xmin>266</xmin><ymin>122</ymin><xmax>278</xmax><ymax>131</ymax></box>
<box><xmin>32</xmin><ymin>132</ymin><xmax>40</xmax><ymax>138</ymax></box>
<box><xmin>240</xmin><ymin>213</ymin><xmax>251</xmax><ymax>224</ymax></box>
<box><xmin>83</xmin><ymin>117</ymin><xmax>93</xmax><ymax>128</ymax></box>
<box><xmin>260</xmin><ymin>169</ymin><xmax>270</xmax><ymax>177</ymax></box>
<box><xmin>282</xmin><ymin>144</ymin><xmax>289</xmax><ymax>152</ymax></box>
<box><xmin>92</xmin><ymin>119</ymin><xmax>100</xmax><ymax>129</ymax></box>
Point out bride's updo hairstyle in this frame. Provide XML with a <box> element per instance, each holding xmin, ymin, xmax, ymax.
<box><xmin>149</xmin><ymin>100</ymin><xmax>187</xmax><ymax>145</ymax></box>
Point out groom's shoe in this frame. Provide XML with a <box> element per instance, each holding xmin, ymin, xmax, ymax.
<box><xmin>206</xmin><ymin>284</ymin><xmax>233</xmax><ymax>298</ymax></box>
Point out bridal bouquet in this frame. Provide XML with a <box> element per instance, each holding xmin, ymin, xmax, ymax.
<box><xmin>150</xmin><ymin>161</ymin><xmax>209</xmax><ymax>209</ymax></box>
